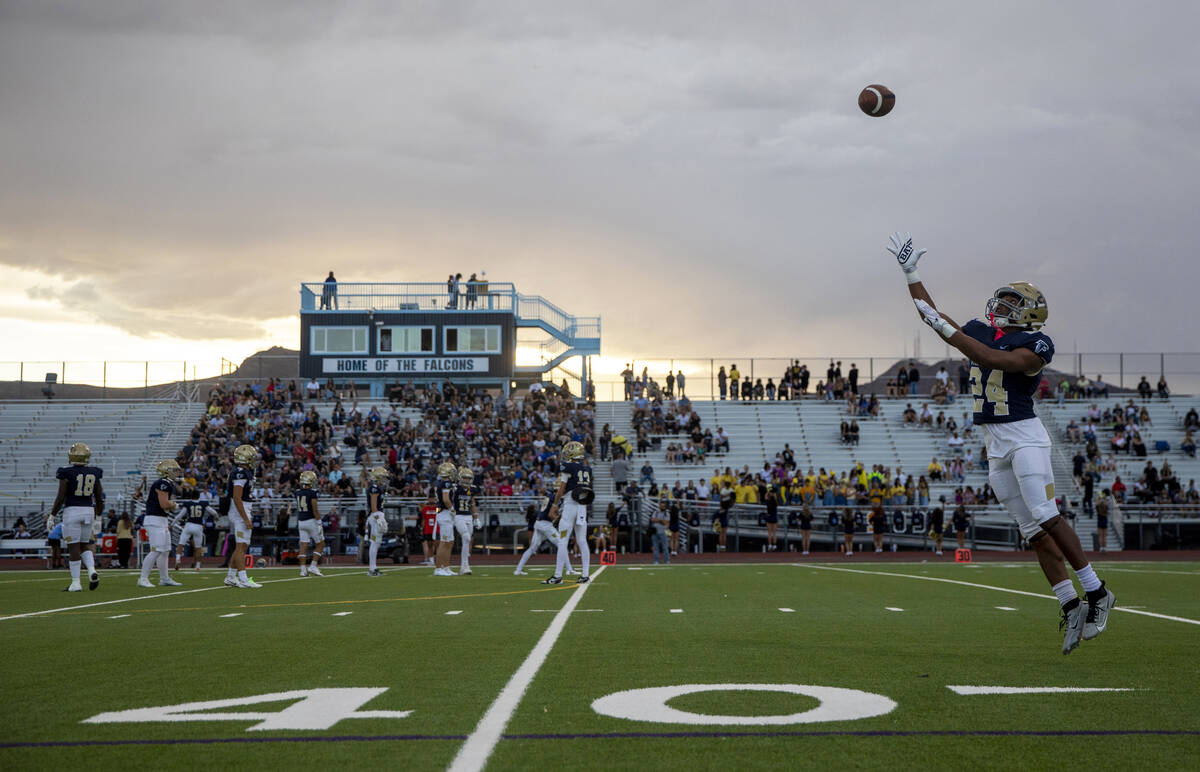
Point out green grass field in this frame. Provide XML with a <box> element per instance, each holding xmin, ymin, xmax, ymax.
<box><xmin>2</xmin><ymin>559</ymin><xmax>1198</xmax><ymax>771</ymax></box>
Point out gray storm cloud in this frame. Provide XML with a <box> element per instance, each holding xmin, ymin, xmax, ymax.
<box><xmin>1</xmin><ymin>0</ymin><xmax>1198</xmax><ymax>354</ymax></box>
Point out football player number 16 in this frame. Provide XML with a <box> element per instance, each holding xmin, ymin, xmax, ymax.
<box><xmin>969</xmin><ymin>366</ymin><xmax>1009</xmax><ymax>417</ymax></box>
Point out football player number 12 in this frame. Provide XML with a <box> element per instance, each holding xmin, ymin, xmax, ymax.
<box><xmin>969</xmin><ymin>366</ymin><xmax>1009</xmax><ymax>417</ymax></box>
<box><xmin>74</xmin><ymin>474</ymin><xmax>96</xmax><ymax>498</ymax></box>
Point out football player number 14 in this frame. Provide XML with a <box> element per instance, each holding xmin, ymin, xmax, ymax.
<box><xmin>969</xmin><ymin>366</ymin><xmax>1009</xmax><ymax>417</ymax></box>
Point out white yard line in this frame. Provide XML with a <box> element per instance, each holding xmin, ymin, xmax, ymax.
<box><xmin>448</xmin><ymin>566</ymin><xmax>604</xmax><ymax>772</ymax></box>
<box><xmin>801</xmin><ymin>564</ymin><xmax>1200</xmax><ymax>627</ymax></box>
<box><xmin>0</xmin><ymin>569</ymin><xmax>364</xmax><ymax>622</ymax></box>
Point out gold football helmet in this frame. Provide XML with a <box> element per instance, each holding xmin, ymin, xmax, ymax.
<box><xmin>562</xmin><ymin>441</ymin><xmax>585</xmax><ymax>463</ymax></box>
<box><xmin>233</xmin><ymin>444</ymin><xmax>259</xmax><ymax>467</ymax></box>
<box><xmin>986</xmin><ymin>281</ymin><xmax>1048</xmax><ymax>331</ymax></box>
<box><xmin>68</xmin><ymin>442</ymin><xmax>91</xmax><ymax>464</ymax></box>
<box><xmin>369</xmin><ymin>466</ymin><xmax>390</xmax><ymax>483</ymax></box>
<box><xmin>299</xmin><ymin>470</ymin><xmax>318</xmax><ymax>488</ymax></box>
<box><xmin>437</xmin><ymin>462</ymin><xmax>457</xmax><ymax>480</ymax></box>
<box><xmin>458</xmin><ymin>468</ymin><xmax>475</xmax><ymax>486</ymax></box>
<box><xmin>156</xmin><ymin>459</ymin><xmax>182</xmax><ymax>481</ymax></box>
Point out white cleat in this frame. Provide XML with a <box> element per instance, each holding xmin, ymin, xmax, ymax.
<box><xmin>309</xmin><ymin>566</ymin><xmax>324</xmax><ymax>577</ymax></box>
<box><xmin>300</xmin><ymin>570</ymin><xmax>308</xmax><ymax>577</ymax></box>
<box><xmin>565</xmin><ymin>568</ymin><xmax>577</xmax><ymax>576</ymax></box>
<box><xmin>224</xmin><ymin>576</ymin><xmax>238</xmax><ymax>587</ymax></box>
<box><xmin>514</xmin><ymin>570</ymin><xmax>529</xmax><ymax>576</ymax></box>
<box><xmin>137</xmin><ymin>579</ymin><xmax>155</xmax><ymax>588</ymax></box>
<box><xmin>160</xmin><ymin>578</ymin><xmax>182</xmax><ymax>587</ymax></box>
<box><xmin>66</xmin><ymin>581</ymin><xmax>83</xmax><ymax>592</ymax></box>
<box><xmin>239</xmin><ymin>578</ymin><xmax>262</xmax><ymax>589</ymax></box>
<box><xmin>461</xmin><ymin>568</ymin><xmax>472</xmax><ymax>575</ymax></box>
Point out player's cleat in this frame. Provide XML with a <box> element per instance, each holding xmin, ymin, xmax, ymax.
<box><xmin>237</xmin><ymin>577</ymin><xmax>262</xmax><ymax>589</ymax></box>
<box><xmin>367</xmin><ymin>569</ymin><xmax>382</xmax><ymax>577</ymax></box>
<box><xmin>66</xmin><ymin>581</ymin><xmax>83</xmax><ymax>592</ymax></box>
<box><xmin>542</xmin><ymin>576</ymin><xmax>562</xmax><ymax>585</ymax></box>
<box><xmin>575</xmin><ymin>575</ymin><xmax>589</xmax><ymax>584</ymax></box>
<box><xmin>309</xmin><ymin>566</ymin><xmax>324</xmax><ymax>577</ymax></box>
<box><xmin>513</xmin><ymin>570</ymin><xmax>528</xmax><ymax>576</ymax></box>
<box><xmin>1060</xmin><ymin>599</ymin><xmax>1084</xmax><ymax>655</ymax></box>
<box><xmin>88</xmin><ymin>570</ymin><xmax>100</xmax><ymax>590</ymax></box>
<box><xmin>223</xmin><ymin>576</ymin><xmax>238</xmax><ymax>587</ymax></box>
<box><xmin>565</xmin><ymin>568</ymin><xmax>577</xmax><ymax>576</ymax></box>
<box><xmin>300</xmin><ymin>569</ymin><xmax>308</xmax><ymax>577</ymax></box>
<box><xmin>461</xmin><ymin>568</ymin><xmax>472</xmax><ymax>575</ymax></box>
<box><xmin>160</xmin><ymin>577</ymin><xmax>182</xmax><ymax>587</ymax></box>
<box><xmin>1083</xmin><ymin>582</ymin><xmax>1115</xmax><ymax>640</ymax></box>
<box><xmin>136</xmin><ymin>578</ymin><xmax>155</xmax><ymax>589</ymax></box>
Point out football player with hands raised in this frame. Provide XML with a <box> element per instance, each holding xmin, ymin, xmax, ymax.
<box><xmin>888</xmin><ymin>232</ymin><xmax>1115</xmax><ymax>654</ymax></box>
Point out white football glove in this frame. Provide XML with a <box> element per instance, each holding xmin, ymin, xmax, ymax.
<box><xmin>473</xmin><ymin>517</ymin><xmax>482</xmax><ymax>531</ymax></box>
<box><xmin>44</xmin><ymin>514</ymin><xmax>55</xmax><ymax>532</ymax></box>
<box><xmin>887</xmin><ymin>232</ymin><xmax>927</xmax><ymax>285</ymax></box>
<box><xmin>914</xmin><ymin>299</ymin><xmax>956</xmax><ymax>340</ymax></box>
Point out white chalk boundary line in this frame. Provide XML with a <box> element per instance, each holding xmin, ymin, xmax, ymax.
<box><xmin>800</xmin><ymin>564</ymin><xmax>1200</xmax><ymax>627</ymax></box>
<box><xmin>0</xmin><ymin>567</ymin><xmax>383</xmax><ymax>622</ymax></box>
<box><xmin>448</xmin><ymin>566</ymin><xmax>604</xmax><ymax>772</ymax></box>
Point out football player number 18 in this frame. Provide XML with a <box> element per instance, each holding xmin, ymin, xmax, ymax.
<box><xmin>74</xmin><ymin>474</ymin><xmax>96</xmax><ymax>498</ymax></box>
<box><xmin>969</xmin><ymin>366</ymin><xmax>1009</xmax><ymax>417</ymax></box>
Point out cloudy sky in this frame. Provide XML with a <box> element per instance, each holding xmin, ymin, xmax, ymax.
<box><xmin>2</xmin><ymin>0</ymin><xmax>1198</xmax><ymax>381</ymax></box>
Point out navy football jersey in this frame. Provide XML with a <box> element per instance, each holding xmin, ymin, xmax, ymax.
<box><xmin>453</xmin><ymin>484</ymin><xmax>474</xmax><ymax>514</ymax></box>
<box><xmin>226</xmin><ymin>466</ymin><xmax>254</xmax><ymax>501</ymax></box>
<box><xmin>182</xmin><ymin>500</ymin><xmax>206</xmax><ymax>525</ymax></box>
<box><xmin>536</xmin><ymin>498</ymin><xmax>555</xmax><ymax>522</ymax></box>
<box><xmin>295</xmin><ymin>488</ymin><xmax>319</xmax><ymax>521</ymax></box>
<box><xmin>145</xmin><ymin>478</ymin><xmax>175</xmax><ymax>518</ymax></box>
<box><xmin>435</xmin><ymin>479</ymin><xmax>457</xmax><ymax>511</ymax></box>
<box><xmin>57</xmin><ymin>465</ymin><xmax>103</xmax><ymax>507</ymax></box>
<box><xmin>960</xmin><ymin>319</ymin><xmax>1054</xmax><ymax>424</ymax></box>
<box><xmin>367</xmin><ymin>482</ymin><xmax>386</xmax><ymax>512</ymax></box>
<box><xmin>560</xmin><ymin>461</ymin><xmax>592</xmax><ymax>495</ymax></box>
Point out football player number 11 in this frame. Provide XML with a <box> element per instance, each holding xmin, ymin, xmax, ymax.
<box><xmin>969</xmin><ymin>366</ymin><xmax>1009</xmax><ymax>417</ymax></box>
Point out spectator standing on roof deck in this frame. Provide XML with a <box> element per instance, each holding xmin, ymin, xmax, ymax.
<box><xmin>320</xmin><ymin>271</ymin><xmax>338</xmax><ymax>310</ymax></box>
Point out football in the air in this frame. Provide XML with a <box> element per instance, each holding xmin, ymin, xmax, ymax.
<box><xmin>858</xmin><ymin>84</ymin><xmax>895</xmax><ymax>117</ymax></box>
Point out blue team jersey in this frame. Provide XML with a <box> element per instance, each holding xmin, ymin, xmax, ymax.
<box><xmin>57</xmin><ymin>465</ymin><xmax>102</xmax><ymax>507</ymax></box>
<box><xmin>295</xmin><ymin>488</ymin><xmax>319</xmax><ymax>521</ymax></box>
<box><xmin>560</xmin><ymin>461</ymin><xmax>592</xmax><ymax>495</ymax></box>
<box><xmin>537</xmin><ymin>498</ymin><xmax>555</xmax><ymax>522</ymax></box>
<box><xmin>367</xmin><ymin>482</ymin><xmax>386</xmax><ymax>511</ymax></box>
<box><xmin>453</xmin><ymin>484</ymin><xmax>474</xmax><ymax>514</ymax></box>
<box><xmin>226</xmin><ymin>466</ymin><xmax>254</xmax><ymax>501</ymax></box>
<box><xmin>181</xmin><ymin>500</ymin><xmax>205</xmax><ymax>524</ymax></box>
<box><xmin>435</xmin><ymin>479</ymin><xmax>457</xmax><ymax>510</ymax></box>
<box><xmin>960</xmin><ymin>319</ymin><xmax>1054</xmax><ymax>424</ymax></box>
<box><xmin>145</xmin><ymin>478</ymin><xmax>175</xmax><ymax>518</ymax></box>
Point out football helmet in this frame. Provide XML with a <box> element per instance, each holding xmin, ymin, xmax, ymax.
<box><xmin>299</xmin><ymin>470</ymin><xmax>318</xmax><ymax>488</ymax></box>
<box><xmin>562</xmin><ymin>441</ymin><xmax>585</xmax><ymax>463</ymax></box>
<box><xmin>369</xmin><ymin>466</ymin><xmax>390</xmax><ymax>483</ymax></box>
<box><xmin>458</xmin><ymin>468</ymin><xmax>475</xmax><ymax>486</ymax></box>
<box><xmin>985</xmin><ymin>281</ymin><xmax>1048</xmax><ymax>331</ymax></box>
<box><xmin>156</xmin><ymin>459</ymin><xmax>182</xmax><ymax>481</ymax></box>
<box><xmin>437</xmin><ymin>462</ymin><xmax>457</xmax><ymax>480</ymax></box>
<box><xmin>68</xmin><ymin>442</ymin><xmax>91</xmax><ymax>464</ymax></box>
<box><xmin>233</xmin><ymin>444</ymin><xmax>259</xmax><ymax>468</ymax></box>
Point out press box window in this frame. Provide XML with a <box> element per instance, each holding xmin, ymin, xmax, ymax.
<box><xmin>444</xmin><ymin>326</ymin><xmax>500</xmax><ymax>354</ymax></box>
<box><xmin>379</xmin><ymin>326</ymin><xmax>434</xmax><ymax>354</ymax></box>
<box><xmin>311</xmin><ymin>327</ymin><xmax>367</xmax><ymax>354</ymax></box>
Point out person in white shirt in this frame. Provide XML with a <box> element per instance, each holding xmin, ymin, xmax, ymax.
<box><xmin>947</xmin><ymin>432</ymin><xmax>965</xmax><ymax>453</ymax></box>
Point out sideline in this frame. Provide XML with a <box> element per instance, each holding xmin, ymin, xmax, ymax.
<box><xmin>448</xmin><ymin>566</ymin><xmax>605</xmax><ymax>772</ymax></box>
<box><xmin>800</xmin><ymin>564</ymin><xmax>1200</xmax><ymax>626</ymax></box>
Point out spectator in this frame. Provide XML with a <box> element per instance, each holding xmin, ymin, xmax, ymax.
<box><xmin>612</xmin><ymin>456</ymin><xmax>630</xmax><ymax>494</ymax></box>
<box><xmin>957</xmin><ymin>360</ymin><xmax>970</xmax><ymax>397</ymax></box>
<box><xmin>902</xmin><ymin>403</ymin><xmax>918</xmax><ymax>424</ymax></box>
<box><xmin>320</xmin><ymin>271</ymin><xmax>338</xmax><ymax>310</ymax></box>
<box><xmin>907</xmin><ymin>361</ymin><xmax>921</xmax><ymax>395</ymax></box>
<box><xmin>729</xmin><ymin>365</ymin><xmax>740</xmax><ymax>401</ymax></box>
<box><xmin>1094</xmin><ymin>375</ymin><xmax>1109</xmax><ymax>398</ymax></box>
<box><xmin>650</xmin><ymin>501</ymin><xmax>670</xmax><ymax>564</ymax></box>
<box><xmin>665</xmin><ymin>371</ymin><xmax>675</xmax><ymax>397</ymax></box>
<box><xmin>717</xmin><ymin>366</ymin><xmax>727</xmax><ymax>400</ymax></box>
<box><xmin>1137</xmin><ymin>376</ymin><xmax>1152</xmax><ymax>401</ymax></box>
<box><xmin>928</xmin><ymin>457</ymin><xmax>944</xmax><ymax>482</ymax></box>
<box><xmin>1157</xmin><ymin>376</ymin><xmax>1170</xmax><ymax>400</ymax></box>
<box><xmin>1182</xmin><ymin>431</ymin><xmax>1196</xmax><ymax>458</ymax></box>
<box><xmin>676</xmin><ymin>370</ymin><xmax>686</xmax><ymax>397</ymax></box>
<box><xmin>640</xmin><ymin>460</ymin><xmax>656</xmax><ymax>486</ymax></box>
<box><xmin>935</xmin><ymin>366</ymin><xmax>949</xmax><ymax>391</ymax></box>
<box><xmin>1184</xmin><ymin>407</ymin><xmax>1199</xmax><ymax>431</ymax></box>
<box><xmin>465</xmin><ymin>273</ymin><xmax>479</xmax><ymax>309</ymax></box>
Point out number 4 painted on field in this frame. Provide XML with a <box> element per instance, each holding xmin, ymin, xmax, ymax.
<box><xmin>83</xmin><ymin>688</ymin><xmax>411</xmax><ymax>732</ymax></box>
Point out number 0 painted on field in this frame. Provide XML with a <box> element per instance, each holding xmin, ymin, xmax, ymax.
<box><xmin>83</xmin><ymin>688</ymin><xmax>411</xmax><ymax>732</ymax></box>
<box><xmin>591</xmin><ymin>684</ymin><xmax>896</xmax><ymax>725</ymax></box>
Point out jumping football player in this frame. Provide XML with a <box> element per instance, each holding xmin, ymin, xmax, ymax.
<box><xmin>890</xmin><ymin>231</ymin><xmax>1115</xmax><ymax>653</ymax></box>
<box><xmin>453</xmin><ymin>467</ymin><xmax>480</xmax><ymax>575</ymax></box>
<box><xmin>431</xmin><ymin>462</ymin><xmax>458</xmax><ymax>576</ymax></box>
<box><xmin>174</xmin><ymin>499</ymin><xmax>208</xmax><ymax>570</ymax></box>
<box><xmin>48</xmin><ymin>442</ymin><xmax>103</xmax><ymax>592</ymax></box>
<box><xmin>224</xmin><ymin>444</ymin><xmax>262</xmax><ymax>589</ymax></box>
<box><xmin>515</xmin><ymin>497</ymin><xmax>574</xmax><ymax>576</ymax></box>
<box><xmin>366</xmin><ymin>466</ymin><xmax>390</xmax><ymax>577</ymax></box>
<box><xmin>543</xmin><ymin>441</ymin><xmax>593</xmax><ymax>585</ymax></box>
<box><xmin>295</xmin><ymin>470</ymin><xmax>326</xmax><ymax>577</ymax></box>
<box><xmin>138</xmin><ymin>460</ymin><xmax>183</xmax><ymax>588</ymax></box>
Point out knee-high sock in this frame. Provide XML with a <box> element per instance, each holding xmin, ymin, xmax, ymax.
<box><xmin>460</xmin><ymin>533</ymin><xmax>471</xmax><ymax>570</ymax></box>
<box><xmin>140</xmin><ymin>552</ymin><xmax>157</xmax><ymax>581</ymax></box>
<box><xmin>369</xmin><ymin>541</ymin><xmax>380</xmax><ymax>570</ymax></box>
<box><xmin>577</xmin><ymin>524</ymin><xmax>591</xmax><ymax>578</ymax></box>
<box><xmin>81</xmin><ymin>550</ymin><xmax>95</xmax><ymax>573</ymax></box>
<box><xmin>554</xmin><ymin>531</ymin><xmax>571</xmax><ymax>578</ymax></box>
<box><xmin>157</xmin><ymin>551</ymin><xmax>170</xmax><ymax>580</ymax></box>
<box><xmin>69</xmin><ymin>560</ymin><xmax>81</xmax><ymax>582</ymax></box>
